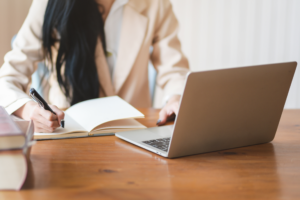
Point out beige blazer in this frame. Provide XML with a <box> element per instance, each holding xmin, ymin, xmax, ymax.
<box><xmin>0</xmin><ymin>0</ymin><xmax>189</xmax><ymax>112</ymax></box>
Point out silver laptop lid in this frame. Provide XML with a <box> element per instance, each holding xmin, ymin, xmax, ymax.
<box><xmin>168</xmin><ymin>62</ymin><xmax>297</xmax><ymax>158</ymax></box>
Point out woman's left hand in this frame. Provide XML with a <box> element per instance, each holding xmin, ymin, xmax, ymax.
<box><xmin>157</xmin><ymin>95</ymin><xmax>181</xmax><ymax>126</ymax></box>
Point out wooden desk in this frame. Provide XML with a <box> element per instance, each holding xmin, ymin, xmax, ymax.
<box><xmin>1</xmin><ymin>109</ymin><xmax>300</xmax><ymax>200</ymax></box>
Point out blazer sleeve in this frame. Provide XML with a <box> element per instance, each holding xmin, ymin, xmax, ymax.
<box><xmin>150</xmin><ymin>0</ymin><xmax>190</xmax><ymax>101</ymax></box>
<box><xmin>0</xmin><ymin>0</ymin><xmax>48</xmax><ymax>114</ymax></box>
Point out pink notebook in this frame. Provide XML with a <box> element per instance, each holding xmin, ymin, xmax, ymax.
<box><xmin>0</xmin><ymin>106</ymin><xmax>22</xmax><ymax>135</ymax></box>
<box><xmin>0</xmin><ymin>106</ymin><xmax>25</xmax><ymax>150</ymax></box>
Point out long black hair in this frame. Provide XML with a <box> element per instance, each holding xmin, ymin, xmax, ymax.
<box><xmin>42</xmin><ymin>0</ymin><xmax>106</xmax><ymax>105</ymax></box>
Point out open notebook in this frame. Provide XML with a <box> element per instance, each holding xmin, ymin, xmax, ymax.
<box><xmin>34</xmin><ymin>96</ymin><xmax>146</xmax><ymax>140</ymax></box>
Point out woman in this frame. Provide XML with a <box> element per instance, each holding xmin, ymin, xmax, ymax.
<box><xmin>0</xmin><ymin>0</ymin><xmax>189</xmax><ymax>133</ymax></box>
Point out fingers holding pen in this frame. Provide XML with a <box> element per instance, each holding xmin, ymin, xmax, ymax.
<box><xmin>37</xmin><ymin>108</ymin><xmax>60</xmax><ymax>130</ymax></box>
<box><xmin>49</xmin><ymin>105</ymin><xmax>65</xmax><ymax>128</ymax></box>
<box><xmin>38</xmin><ymin>107</ymin><xmax>57</xmax><ymax>121</ymax></box>
<box><xmin>14</xmin><ymin>100</ymin><xmax>64</xmax><ymax>133</ymax></box>
<box><xmin>27</xmin><ymin>103</ymin><xmax>60</xmax><ymax>132</ymax></box>
<box><xmin>28</xmin><ymin>88</ymin><xmax>65</xmax><ymax>131</ymax></box>
<box><xmin>35</xmin><ymin>121</ymin><xmax>57</xmax><ymax>133</ymax></box>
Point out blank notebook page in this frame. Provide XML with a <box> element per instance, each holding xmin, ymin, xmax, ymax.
<box><xmin>65</xmin><ymin>96</ymin><xmax>144</xmax><ymax>132</ymax></box>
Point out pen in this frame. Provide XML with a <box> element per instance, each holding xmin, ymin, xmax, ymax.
<box><xmin>29</xmin><ymin>88</ymin><xmax>64</xmax><ymax>128</ymax></box>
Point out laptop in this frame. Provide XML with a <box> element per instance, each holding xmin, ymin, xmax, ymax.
<box><xmin>116</xmin><ymin>62</ymin><xmax>297</xmax><ymax>158</ymax></box>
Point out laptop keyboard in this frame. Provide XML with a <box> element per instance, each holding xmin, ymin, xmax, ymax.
<box><xmin>142</xmin><ymin>137</ymin><xmax>171</xmax><ymax>152</ymax></box>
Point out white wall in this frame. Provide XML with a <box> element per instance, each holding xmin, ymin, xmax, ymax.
<box><xmin>0</xmin><ymin>0</ymin><xmax>32</xmax><ymax>65</ymax></box>
<box><xmin>170</xmin><ymin>0</ymin><xmax>300</xmax><ymax>108</ymax></box>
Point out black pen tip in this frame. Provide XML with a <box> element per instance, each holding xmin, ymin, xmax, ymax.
<box><xmin>156</xmin><ymin>119</ymin><xmax>161</xmax><ymax>125</ymax></box>
<box><xmin>61</xmin><ymin>119</ymin><xmax>65</xmax><ymax>128</ymax></box>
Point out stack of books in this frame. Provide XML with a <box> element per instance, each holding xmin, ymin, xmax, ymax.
<box><xmin>0</xmin><ymin>106</ymin><xmax>35</xmax><ymax>190</ymax></box>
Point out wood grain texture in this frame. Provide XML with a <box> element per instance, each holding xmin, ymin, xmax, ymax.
<box><xmin>0</xmin><ymin>109</ymin><xmax>299</xmax><ymax>200</ymax></box>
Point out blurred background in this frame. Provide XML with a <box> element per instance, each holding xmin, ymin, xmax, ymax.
<box><xmin>0</xmin><ymin>0</ymin><xmax>299</xmax><ymax>108</ymax></box>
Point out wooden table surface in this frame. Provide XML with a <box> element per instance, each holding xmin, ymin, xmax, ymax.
<box><xmin>1</xmin><ymin>108</ymin><xmax>300</xmax><ymax>200</ymax></box>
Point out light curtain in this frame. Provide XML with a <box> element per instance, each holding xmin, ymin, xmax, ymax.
<box><xmin>170</xmin><ymin>0</ymin><xmax>300</xmax><ymax>108</ymax></box>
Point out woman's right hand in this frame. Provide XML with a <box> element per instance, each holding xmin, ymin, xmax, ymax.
<box><xmin>13</xmin><ymin>101</ymin><xmax>65</xmax><ymax>133</ymax></box>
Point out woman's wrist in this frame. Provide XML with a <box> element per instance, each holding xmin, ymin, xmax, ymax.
<box><xmin>13</xmin><ymin>101</ymin><xmax>38</xmax><ymax>120</ymax></box>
